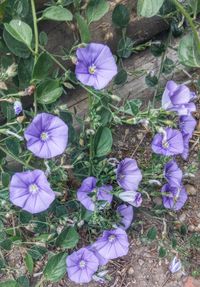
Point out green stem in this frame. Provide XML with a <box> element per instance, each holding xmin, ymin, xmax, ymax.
<box><xmin>31</xmin><ymin>0</ymin><xmax>39</xmax><ymax>115</ymax></box>
<box><xmin>171</xmin><ymin>0</ymin><xmax>200</xmax><ymax>51</ymax></box>
<box><xmin>0</xmin><ymin>145</ymin><xmax>34</xmax><ymax>170</ymax></box>
<box><xmin>88</xmin><ymin>93</ymin><xmax>94</xmax><ymax>176</ymax></box>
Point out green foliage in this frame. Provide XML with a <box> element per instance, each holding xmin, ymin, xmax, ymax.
<box><xmin>147</xmin><ymin>226</ymin><xmax>157</xmax><ymax>240</ymax></box>
<box><xmin>24</xmin><ymin>253</ymin><xmax>34</xmax><ymax>274</ymax></box>
<box><xmin>41</xmin><ymin>6</ymin><xmax>73</xmax><ymax>22</ymax></box>
<box><xmin>0</xmin><ymin>280</ymin><xmax>19</xmax><ymax>287</ymax></box>
<box><xmin>117</xmin><ymin>37</ymin><xmax>133</xmax><ymax>58</ymax></box>
<box><xmin>158</xmin><ymin>246</ymin><xmax>166</xmax><ymax>257</ymax></box>
<box><xmin>112</xmin><ymin>4</ymin><xmax>130</xmax><ymax>28</ymax></box>
<box><xmin>56</xmin><ymin>227</ymin><xmax>79</xmax><ymax>249</ymax></box>
<box><xmin>137</xmin><ymin>0</ymin><xmax>165</xmax><ymax>17</ymax></box>
<box><xmin>114</xmin><ymin>69</ymin><xmax>128</xmax><ymax>85</ymax></box>
<box><xmin>43</xmin><ymin>252</ymin><xmax>67</xmax><ymax>282</ymax></box>
<box><xmin>75</xmin><ymin>13</ymin><xmax>91</xmax><ymax>43</ymax></box>
<box><xmin>86</xmin><ymin>0</ymin><xmax>109</xmax><ymax>24</ymax></box>
<box><xmin>94</xmin><ymin>127</ymin><xmax>113</xmax><ymax>157</ymax></box>
<box><xmin>178</xmin><ymin>33</ymin><xmax>200</xmax><ymax>67</ymax></box>
<box><xmin>32</xmin><ymin>52</ymin><xmax>53</xmax><ymax>80</ymax></box>
<box><xmin>36</xmin><ymin>79</ymin><xmax>63</xmax><ymax>104</ymax></box>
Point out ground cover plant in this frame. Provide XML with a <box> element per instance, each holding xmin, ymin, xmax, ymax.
<box><xmin>0</xmin><ymin>0</ymin><xmax>199</xmax><ymax>286</ymax></box>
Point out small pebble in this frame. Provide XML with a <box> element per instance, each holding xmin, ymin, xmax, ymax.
<box><xmin>128</xmin><ymin>267</ymin><xmax>134</xmax><ymax>275</ymax></box>
<box><xmin>179</xmin><ymin>213</ymin><xmax>186</xmax><ymax>222</ymax></box>
<box><xmin>185</xmin><ymin>184</ymin><xmax>197</xmax><ymax>196</ymax></box>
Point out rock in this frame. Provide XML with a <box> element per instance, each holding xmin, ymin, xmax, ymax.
<box><xmin>128</xmin><ymin>267</ymin><xmax>134</xmax><ymax>275</ymax></box>
<box><xmin>136</xmin><ymin>133</ymin><xmax>144</xmax><ymax>140</ymax></box>
<box><xmin>153</xmin><ymin>197</ymin><xmax>162</xmax><ymax>205</ymax></box>
<box><xmin>185</xmin><ymin>184</ymin><xmax>197</xmax><ymax>196</ymax></box>
<box><xmin>179</xmin><ymin>213</ymin><xmax>186</xmax><ymax>222</ymax></box>
<box><xmin>188</xmin><ymin>225</ymin><xmax>195</xmax><ymax>232</ymax></box>
<box><xmin>183</xmin><ymin>276</ymin><xmax>200</xmax><ymax>287</ymax></box>
<box><xmin>138</xmin><ymin>259</ymin><xmax>145</xmax><ymax>266</ymax></box>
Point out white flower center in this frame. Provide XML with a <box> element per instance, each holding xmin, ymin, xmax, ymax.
<box><xmin>40</xmin><ymin>132</ymin><xmax>48</xmax><ymax>141</ymax></box>
<box><xmin>29</xmin><ymin>184</ymin><xmax>39</xmax><ymax>194</ymax></box>
<box><xmin>108</xmin><ymin>234</ymin><xmax>116</xmax><ymax>242</ymax></box>
<box><xmin>79</xmin><ymin>260</ymin><xmax>86</xmax><ymax>268</ymax></box>
<box><xmin>88</xmin><ymin>64</ymin><xmax>96</xmax><ymax>75</ymax></box>
<box><xmin>162</xmin><ymin>140</ymin><xmax>169</xmax><ymax>149</ymax></box>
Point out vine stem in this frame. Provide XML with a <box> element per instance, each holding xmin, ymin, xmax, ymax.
<box><xmin>31</xmin><ymin>0</ymin><xmax>39</xmax><ymax>115</ymax></box>
<box><xmin>171</xmin><ymin>0</ymin><xmax>200</xmax><ymax>51</ymax></box>
<box><xmin>88</xmin><ymin>93</ymin><xmax>94</xmax><ymax>176</ymax></box>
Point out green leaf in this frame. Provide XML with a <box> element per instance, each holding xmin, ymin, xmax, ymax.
<box><xmin>18</xmin><ymin>57</ymin><xmax>34</xmax><ymax>89</ymax></box>
<box><xmin>162</xmin><ymin>57</ymin><xmax>175</xmax><ymax>74</ymax></box>
<box><xmin>114</xmin><ymin>69</ymin><xmax>127</xmax><ymax>85</ymax></box>
<box><xmin>137</xmin><ymin>0</ymin><xmax>165</xmax><ymax>17</ymax></box>
<box><xmin>75</xmin><ymin>13</ymin><xmax>91</xmax><ymax>43</ymax></box>
<box><xmin>44</xmin><ymin>252</ymin><xmax>67</xmax><ymax>282</ymax></box>
<box><xmin>117</xmin><ymin>37</ymin><xmax>133</xmax><ymax>58</ymax></box>
<box><xmin>5</xmin><ymin>138</ymin><xmax>20</xmax><ymax>156</ymax></box>
<box><xmin>112</xmin><ymin>4</ymin><xmax>130</xmax><ymax>28</ymax></box>
<box><xmin>145</xmin><ymin>73</ymin><xmax>158</xmax><ymax>87</ymax></box>
<box><xmin>28</xmin><ymin>245</ymin><xmax>47</xmax><ymax>260</ymax></box>
<box><xmin>4</xmin><ymin>20</ymin><xmax>32</xmax><ymax>48</ymax></box>
<box><xmin>0</xmin><ymin>280</ymin><xmax>19</xmax><ymax>287</ymax></box>
<box><xmin>32</xmin><ymin>52</ymin><xmax>53</xmax><ymax>80</ymax></box>
<box><xmin>1</xmin><ymin>172</ymin><xmax>10</xmax><ymax>187</ymax></box>
<box><xmin>178</xmin><ymin>33</ymin><xmax>200</xmax><ymax>68</ymax></box>
<box><xmin>150</xmin><ymin>42</ymin><xmax>165</xmax><ymax>57</ymax></box>
<box><xmin>94</xmin><ymin>127</ymin><xmax>113</xmax><ymax>157</ymax></box>
<box><xmin>16</xmin><ymin>276</ymin><xmax>29</xmax><ymax>287</ymax></box>
<box><xmin>147</xmin><ymin>226</ymin><xmax>157</xmax><ymax>240</ymax></box>
<box><xmin>19</xmin><ymin>211</ymin><xmax>32</xmax><ymax>224</ymax></box>
<box><xmin>42</xmin><ymin>6</ymin><xmax>73</xmax><ymax>22</ymax></box>
<box><xmin>24</xmin><ymin>253</ymin><xmax>34</xmax><ymax>274</ymax></box>
<box><xmin>3</xmin><ymin>29</ymin><xmax>30</xmax><ymax>58</ymax></box>
<box><xmin>125</xmin><ymin>99</ymin><xmax>142</xmax><ymax>115</ymax></box>
<box><xmin>86</xmin><ymin>0</ymin><xmax>109</xmax><ymax>23</ymax></box>
<box><xmin>56</xmin><ymin>227</ymin><xmax>79</xmax><ymax>249</ymax></box>
<box><xmin>39</xmin><ymin>31</ymin><xmax>48</xmax><ymax>46</ymax></box>
<box><xmin>159</xmin><ymin>247</ymin><xmax>166</xmax><ymax>258</ymax></box>
<box><xmin>0</xmin><ymin>238</ymin><xmax>12</xmax><ymax>250</ymax></box>
<box><xmin>36</xmin><ymin>79</ymin><xmax>63</xmax><ymax>104</ymax></box>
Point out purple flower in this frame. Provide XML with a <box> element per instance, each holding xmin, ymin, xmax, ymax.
<box><xmin>14</xmin><ymin>101</ymin><xmax>22</xmax><ymax>115</ymax></box>
<box><xmin>179</xmin><ymin>115</ymin><xmax>196</xmax><ymax>138</ymax></box>
<box><xmin>24</xmin><ymin>113</ymin><xmax>68</xmax><ymax>159</ymax></box>
<box><xmin>87</xmin><ymin>245</ymin><xmax>108</xmax><ymax>266</ymax></box>
<box><xmin>66</xmin><ymin>247</ymin><xmax>99</xmax><ymax>284</ymax></box>
<box><xmin>181</xmin><ymin>134</ymin><xmax>190</xmax><ymax>160</ymax></box>
<box><xmin>117</xmin><ymin>204</ymin><xmax>134</xmax><ymax>230</ymax></box>
<box><xmin>75</xmin><ymin>43</ymin><xmax>117</xmax><ymax>90</ymax></box>
<box><xmin>116</xmin><ymin>158</ymin><xmax>142</xmax><ymax>191</ymax></box>
<box><xmin>161</xmin><ymin>184</ymin><xmax>188</xmax><ymax>211</ymax></box>
<box><xmin>162</xmin><ymin>80</ymin><xmax>196</xmax><ymax>115</ymax></box>
<box><xmin>94</xmin><ymin>228</ymin><xmax>129</xmax><ymax>260</ymax></box>
<box><xmin>152</xmin><ymin>128</ymin><xmax>184</xmax><ymax>156</ymax></box>
<box><xmin>119</xmin><ymin>191</ymin><xmax>142</xmax><ymax>207</ymax></box>
<box><xmin>169</xmin><ymin>256</ymin><xmax>182</xmax><ymax>273</ymax></box>
<box><xmin>164</xmin><ymin>160</ymin><xmax>183</xmax><ymax>187</ymax></box>
<box><xmin>77</xmin><ymin>177</ymin><xmax>113</xmax><ymax>211</ymax></box>
<box><xmin>9</xmin><ymin>170</ymin><xmax>55</xmax><ymax>214</ymax></box>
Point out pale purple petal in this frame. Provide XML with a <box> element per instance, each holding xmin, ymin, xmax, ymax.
<box><xmin>24</xmin><ymin>113</ymin><xmax>68</xmax><ymax>159</ymax></box>
<box><xmin>97</xmin><ymin>185</ymin><xmax>113</xmax><ymax>205</ymax></box>
<box><xmin>117</xmin><ymin>204</ymin><xmax>134</xmax><ymax>230</ymax></box>
<box><xmin>9</xmin><ymin>170</ymin><xmax>55</xmax><ymax>214</ymax></box>
<box><xmin>181</xmin><ymin>134</ymin><xmax>190</xmax><ymax>160</ymax></box>
<box><xmin>87</xmin><ymin>245</ymin><xmax>108</xmax><ymax>266</ymax></box>
<box><xmin>164</xmin><ymin>160</ymin><xmax>182</xmax><ymax>187</ymax></box>
<box><xmin>179</xmin><ymin>115</ymin><xmax>196</xmax><ymax>138</ymax></box>
<box><xmin>77</xmin><ymin>177</ymin><xmax>97</xmax><ymax>212</ymax></box>
<box><xmin>161</xmin><ymin>184</ymin><xmax>188</xmax><ymax>211</ymax></box>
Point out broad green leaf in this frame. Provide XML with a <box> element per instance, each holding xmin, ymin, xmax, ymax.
<box><xmin>18</xmin><ymin>57</ymin><xmax>34</xmax><ymax>89</ymax></box>
<box><xmin>0</xmin><ymin>238</ymin><xmax>12</xmax><ymax>250</ymax></box>
<box><xmin>112</xmin><ymin>4</ymin><xmax>130</xmax><ymax>28</ymax></box>
<box><xmin>42</xmin><ymin>6</ymin><xmax>73</xmax><ymax>22</ymax></box>
<box><xmin>147</xmin><ymin>226</ymin><xmax>157</xmax><ymax>240</ymax></box>
<box><xmin>24</xmin><ymin>253</ymin><xmax>34</xmax><ymax>274</ymax></box>
<box><xmin>39</xmin><ymin>31</ymin><xmax>48</xmax><ymax>46</ymax></box>
<box><xmin>28</xmin><ymin>245</ymin><xmax>47</xmax><ymax>260</ymax></box>
<box><xmin>117</xmin><ymin>37</ymin><xmax>133</xmax><ymax>58</ymax></box>
<box><xmin>44</xmin><ymin>252</ymin><xmax>67</xmax><ymax>282</ymax></box>
<box><xmin>86</xmin><ymin>0</ymin><xmax>109</xmax><ymax>23</ymax></box>
<box><xmin>75</xmin><ymin>13</ymin><xmax>91</xmax><ymax>43</ymax></box>
<box><xmin>5</xmin><ymin>138</ymin><xmax>20</xmax><ymax>156</ymax></box>
<box><xmin>125</xmin><ymin>99</ymin><xmax>142</xmax><ymax>115</ymax></box>
<box><xmin>178</xmin><ymin>33</ymin><xmax>200</xmax><ymax>68</ymax></box>
<box><xmin>94</xmin><ymin>127</ymin><xmax>113</xmax><ymax>157</ymax></box>
<box><xmin>1</xmin><ymin>172</ymin><xmax>10</xmax><ymax>187</ymax></box>
<box><xmin>4</xmin><ymin>20</ymin><xmax>32</xmax><ymax>48</ymax></box>
<box><xmin>36</xmin><ymin>79</ymin><xmax>63</xmax><ymax>104</ymax></box>
<box><xmin>137</xmin><ymin>0</ymin><xmax>165</xmax><ymax>17</ymax></box>
<box><xmin>16</xmin><ymin>276</ymin><xmax>29</xmax><ymax>287</ymax></box>
<box><xmin>0</xmin><ymin>280</ymin><xmax>19</xmax><ymax>287</ymax></box>
<box><xmin>32</xmin><ymin>52</ymin><xmax>53</xmax><ymax>80</ymax></box>
<box><xmin>114</xmin><ymin>69</ymin><xmax>127</xmax><ymax>85</ymax></box>
<box><xmin>159</xmin><ymin>247</ymin><xmax>166</xmax><ymax>258</ymax></box>
<box><xmin>3</xmin><ymin>29</ymin><xmax>30</xmax><ymax>58</ymax></box>
<box><xmin>56</xmin><ymin>227</ymin><xmax>79</xmax><ymax>249</ymax></box>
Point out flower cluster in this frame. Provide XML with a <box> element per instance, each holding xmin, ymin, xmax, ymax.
<box><xmin>152</xmin><ymin>81</ymin><xmax>196</xmax><ymax>211</ymax></box>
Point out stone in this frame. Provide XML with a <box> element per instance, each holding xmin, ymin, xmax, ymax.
<box><xmin>185</xmin><ymin>184</ymin><xmax>197</xmax><ymax>196</ymax></box>
<box><xmin>128</xmin><ymin>267</ymin><xmax>134</xmax><ymax>275</ymax></box>
<box><xmin>179</xmin><ymin>213</ymin><xmax>186</xmax><ymax>222</ymax></box>
<box><xmin>138</xmin><ymin>259</ymin><xmax>145</xmax><ymax>266</ymax></box>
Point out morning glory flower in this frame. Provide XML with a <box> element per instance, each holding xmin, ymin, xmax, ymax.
<box><xmin>179</xmin><ymin>115</ymin><xmax>196</xmax><ymax>138</ymax></box>
<box><xmin>75</xmin><ymin>43</ymin><xmax>117</xmax><ymax>90</ymax></box>
<box><xmin>119</xmin><ymin>191</ymin><xmax>142</xmax><ymax>207</ymax></box>
<box><xmin>93</xmin><ymin>228</ymin><xmax>129</xmax><ymax>260</ymax></box>
<box><xmin>162</xmin><ymin>80</ymin><xmax>196</xmax><ymax>115</ymax></box>
<box><xmin>152</xmin><ymin>127</ymin><xmax>184</xmax><ymax>156</ymax></box>
<box><xmin>161</xmin><ymin>183</ymin><xmax>188</xmax><ymax>211</ymax></box>
<box><xmin>66</xmin><ymin>247</ymin><xmax>99</xmax><ymax>284</ymax></box>
<box><xmin>9</xmin><ymin>170</ymin><xmax>55</xmax><ymax>214</ymax></box>
<box><xmin>24</xmin><ymin>113</ymin><xmax>68</xmax><ymax>159</ymax></box>
<box><xmin>164</xmin><ymin>160</ymin><xmax>183</xmax><ymax>187</ymax></box>
<box><xmin>117</xmin><ymin>204</ymin><xmax>134</xmax><ymax>230</ymax></box>
<box><xmin>116</xmin><ymin>158</ymin><xmax>142</xmax><ymax>191</ymax></box>
<box><xmin>77</xmin><ymin>177</ymin><xmax>113</xmax><ymax>211</ymax></box>
<box><xmin>169</xmin><ymin>256</ymin><xmax>182</xmax><ymax>273</ymax></box>
<box><xmin>181</xmin><ymin>134</ymin><xmax>190</xmax><ymax>160</ymax></box>
<box><xmin>14</xmin><ymin>101</ymin><xmax>22</xmax><ymax>115</ymax></box>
